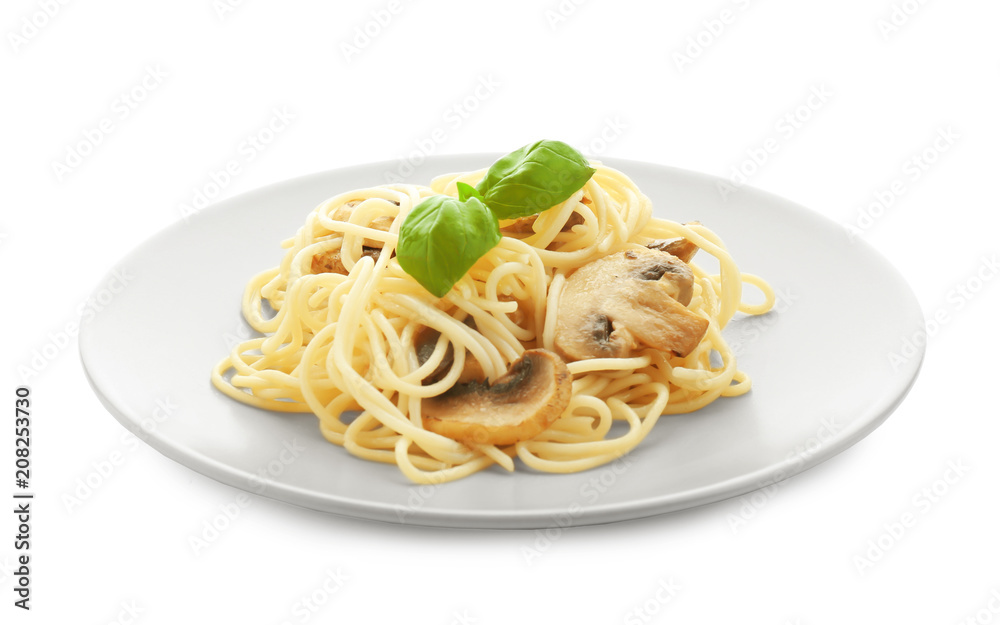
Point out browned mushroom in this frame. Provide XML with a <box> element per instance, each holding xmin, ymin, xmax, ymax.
<box><xmin>331</xmin><ymin>200</ymin><xmax>397</xmax><ymax>247</ymax></box>
<box><xmin>499</xmin><ymin>294</ymin><xmax>528</xmax><ymax>328</ymax></box>
<box><xmin>310</xmin><ymin>246</ymin><xmax>382</xmax><ymax>275</ymax></box>
<box><xmin>646</xmin><ymin>221</ymin><xmax>701</xmax><ymax>263</ymax></box>
<box><xmin>421</xmin><ymin>349</ymin><xmax>572</xmax><ymax>446</ymax></box>
<box><xmin>500</xmin><ymin>211</ymin><xmax>585</xmax><ymax>234</ymax></box>
<box><xmin>553</xmin><ymin>247</ymin><xmax>709</xmax><ymax>361</ymax></box>
<box><xmin>413</xmin><ymin>325</ymin><xmax>486</xmax><ymax>386</ymax></box>
<box><xmin>311</xmin><ymin>199</ymin><xmax>398</xmax><ymax>274</ymax></box>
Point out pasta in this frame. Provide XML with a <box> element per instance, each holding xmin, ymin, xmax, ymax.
<box><xmin>211</xmin><ymin>161</ymin><xmax>774</xmax><ymax>484</ymax></box>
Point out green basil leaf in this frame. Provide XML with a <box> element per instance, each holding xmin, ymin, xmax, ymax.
<box><xmin>475</xmin><ymin>139</ymin><xmax>596</xmax><ymax>220</ymax></box>
<box><xmin>455</xmin><ymin>182</ymin><xmax>484</xmax><ymax>203</ymax></box>
<box><xmin>397</xmin><ymin>194</ymin><xmax>501</xmax><ymax>298</ymax></box>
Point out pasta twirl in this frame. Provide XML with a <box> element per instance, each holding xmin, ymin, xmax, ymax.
<box><xmin>211</xmin><ymin>163</ymin><xmax>774</xmax><ymax>484</ymax></box>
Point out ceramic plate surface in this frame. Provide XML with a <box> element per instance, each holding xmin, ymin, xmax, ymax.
<box><xmin>80</xmin><ymin>155</ymin><xmax>924</xmax><ymax>529</ymax></box>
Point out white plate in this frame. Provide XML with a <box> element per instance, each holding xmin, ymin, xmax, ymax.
<box><xmin>80</xmin><ymin>155</ymin><xmax>925</xmax><ymax>529</ymax></box>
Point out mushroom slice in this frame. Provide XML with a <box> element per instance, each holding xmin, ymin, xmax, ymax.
<box><xmin>311</xmin><ymin>199</ymin><xmax>402</xmax><ymax>274</ymax></box>
<box><xmin>310</xmin><ymin>246</ymin><xmax>382</xmax><ymax>275</ymax></box>
<box><xmin>331</xmin><ymin>199</ymin><xmax>397</xmax><ymax>247</ymax></box>
<box><xmin>421</xmin><ymin>349</ymin><xmax>572</xmax><ymax>447</ymax></box>
<box><xmin>499</xmin><ymin>294</ymin><xmax>528</xmax><ymax>328</ymax></box>
<box><xmin>624</xmin><ymin>248</ymin><xmax>695</xmax><ymax>306</ymax></box>
<box><xmin>500</xmin><ymin>211</ymin><xmax>584</xmax><ymax>234</ymax></box>
<box><xmin>554</xmin><ymin>247</ymin><xmax>709</xmax><ymax>361</ymax></box>
<box><xmin>646</xmin><ymin>221</ymin><xmax>701</xmax><ymax>263</ymax></box>
<box><xmin>413</xmin><ymin>326</ymin><xmax>486</xmax><ymax>385</ymax></box>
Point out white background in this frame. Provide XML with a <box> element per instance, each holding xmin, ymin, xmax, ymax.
<box><xmin>3</xmin><ymin>0</ymin><xmax>999</xmax><ymax>622</ymax></box>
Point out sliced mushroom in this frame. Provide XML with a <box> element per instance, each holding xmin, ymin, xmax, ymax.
<box><xmin>311</xmin><ymin>199</ymin><xmax>399</xmax><ymax>274</ymax></box>
<box><xmin>624</xmin><ymin>248</ymin><xmax>695</xmax><ymax>306</ymax></box>
<box><xmin>413</xmin><ymin>325</ymin><xmax>486</xmax><ymax>385</ymax></box>
<box><xmin>501</xmin><ymin>211</ymin><xmax>584</xmax><ymax>234</ymax></box>
<box><xmin>499</xmin><ymin>294</ymin><xmax>528</xmax><ymax>328</ymax></box>
<box><xmin>310</xmin><ymin>246</ymin><xmax>382</xmax><ymax>275</ymax></box>
<box><xmin>331</xmin><ymin>200</ymin><xmax>397</xmax><ymax>247</ymax></box>
<box><xmin>646</xmin><ymin>221</ymin><xmax>701</xmax><ymax>263</ymax></box>
<box><xmin>554</xmin><ymin>247</ymin><xmax>709</xmax><ymax>361</ymax></box>
<box><xmin>422</xmin><ymin>349</ymin><xmax>572</xmax><ymax>447</ymax></box>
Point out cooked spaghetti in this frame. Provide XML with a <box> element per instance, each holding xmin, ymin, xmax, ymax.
<box><xmin>211</xmin><ymin>162</ymin><xmax>774</xmax><ymax>484</ymax></box>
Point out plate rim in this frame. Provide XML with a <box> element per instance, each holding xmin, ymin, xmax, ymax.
<box><xmin>79</xmin><ymin>153</ymin><xmax>927</xmax><ymax>529</ymax></box>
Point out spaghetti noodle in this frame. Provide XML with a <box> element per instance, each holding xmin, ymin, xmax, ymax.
<box><xmin>211</xmin><ymin>162</ymin><xmax>774</xmax><ymax>484</ymax></box>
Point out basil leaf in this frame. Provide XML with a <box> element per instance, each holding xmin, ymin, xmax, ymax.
<box><xmin>475</xmin><ymin>139</ymin><xmax>596</xmax><ymax>220</ymax></box>
<box><xmin>455</xmin><ymin>182</ymin><xmax>484</xmax><ymax>203</ymax></box>
<box><xmin>397</xmin><ymin>194</ymin><xmax>501</xmax><ymax>298</ymax></box>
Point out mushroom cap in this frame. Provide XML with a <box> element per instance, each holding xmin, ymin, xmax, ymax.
<box><xmin>554</xmin><ymin>247</ymin><xmax>710</xmax><ymax>361</ymax></box>
<box><xmin>311</xmin><ymin>199</ymin><xmax>400</xmax><ymax>274</ymax></box>
<box><xmin>310</xmin><ymin>246</ymin><xmax>381</xmax><ymax>275</ymax></box>
<box><xmin>646</xmin><ymin>221</ymin><xmax>701</xmax><ymax>264</ymax></box>
<box><xmin>421</xmin><ymin>349</ymin><xmax>572</xmax><ymax>447</ymax></box>
<box><xmin>500</xmin><ymin>211</ymin><xmax>584</xmax><ymax>235</ymax></box>
<box><xmin>414</xmin><ymin>325</ymin><xmax>486</xmax><ymax>386</ymax></box>
<box><xmin>331</xmin><ymin>199</ymin><xmax>397</xmax><ymax>247</ymax></box>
